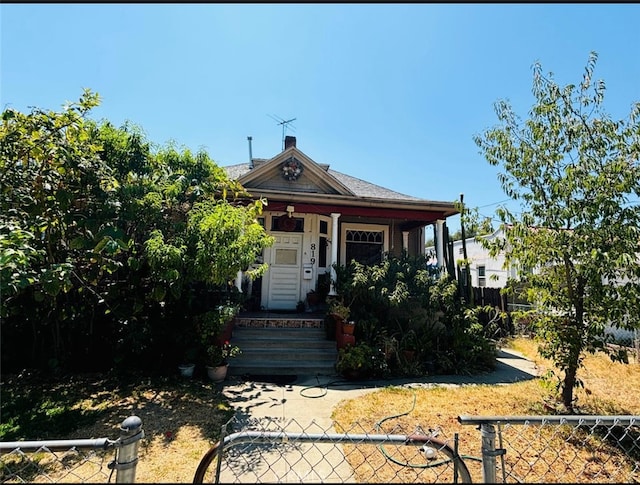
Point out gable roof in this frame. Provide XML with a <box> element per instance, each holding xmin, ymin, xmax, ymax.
<box><xmin>225</xmin><ymin>161</ymin><xmax>425</xmax><ymax>202</ymax></box>
<box><xmin>222</xmin><ymin>137</ymin><xmax>459</xmax><ymax>222</ymax></box>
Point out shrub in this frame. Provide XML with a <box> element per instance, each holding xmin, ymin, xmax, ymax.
<box><xmin>331</xmin><ymin>255</ymin><xmax>496</xmax><ymax>377</ymax></box>
<box><xmin>336</xmin><ymin>343</ymin><xmax>386</xmax><ymax>379</ymax></box>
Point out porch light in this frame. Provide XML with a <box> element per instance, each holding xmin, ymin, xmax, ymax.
<box><xmin>286</xmin><ymin>205</ymin><xmax>295</xmax><ymax>218</ymax></box>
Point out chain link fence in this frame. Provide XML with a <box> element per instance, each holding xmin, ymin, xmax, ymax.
<box><xmin>459</xmin><ymin>415</ymin><xmax>640</xmax><ymax>483</ymax></box>
<box><xmin>193</xmin><ymin>414</ymin><xmax>639</xmax><ymax>483</ymax></box>
<box><xmin>193</xmin><ymin>416</ymin><xmax>473</xmax><ymax>483</ymax></box>
<box><xmin>0</xmin><ymin>416</ymin><xmax>143</xmax><ymax>483</ymax></box>
<box><xmin>605</xmin><ymin>327</ymin><xmax>640</xmax><ymax>362</ymax></box>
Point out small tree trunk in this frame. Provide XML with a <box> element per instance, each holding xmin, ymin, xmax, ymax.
<box><xmin>562</xmin><ymin>362</ymin><xmax>578</xmax><ymax>412</ymax></box>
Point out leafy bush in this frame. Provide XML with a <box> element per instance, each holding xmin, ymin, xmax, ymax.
<box><xmin>332</xmin><ymin>254</ymin><xmax>496</xmax><ymax>377</ymax></box>
<box><xmin>336</xmin><ymin>343</ymin><xmax>386</xmax><ymax>379</ymax></box>
<box><xmin>0</xmin><ymin>92</ymin><xmax>273</xmax><ymax>374</ymax></box>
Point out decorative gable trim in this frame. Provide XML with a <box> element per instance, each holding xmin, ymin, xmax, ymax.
<box><xmin>238</xmin><ymin>146</ymin><xmax>355</xmax><ymax>196</ymax></box>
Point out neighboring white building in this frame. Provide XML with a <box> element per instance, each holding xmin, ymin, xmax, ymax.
<box><xmin>427</xmin><ymin>227</ymin><xmax>638</xmax><ymax>346</ymax></box>
<box><xmin>427</xmin><ymin>227</ymin><xmax>521</xmax><ymax>288</ymax></box>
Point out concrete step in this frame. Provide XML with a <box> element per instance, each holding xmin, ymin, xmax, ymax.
<box><xmin>232</xmin><ymin>332</ymin><xmax>334</xmax><ymax>350</ymax></box>
<box><xmin>228</xmin><ymin>360</ymin><xmax>338</xmax><ymax>377</ymax></box>
<box><xmin>233</xmin><ymin>338</ymin><xmax>336</xmax><ymax>350</ymax></box>
<box><xmin>232</xmin><ymin>347</ymin><xmax>337</xmax><ymax>363</ymax></box>
<box><xmin>232</xmin><ymin>326</ymin><xmax>327</xmax><ymax>338</ymax></box>
<box><xmin>228</xmin><ymin>323</ymin><xmax>338</xmax><ymax>377</ymax></box>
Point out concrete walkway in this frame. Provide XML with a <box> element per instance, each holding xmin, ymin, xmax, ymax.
<box><xmin>222</xmin><ymin>347</ymin><xmax>538</xmax><ymax>422</ymax></box>
<box><xmin>215</xmin><ymin>348</ymin><xmax>539</xmax><ymax>483</ymax></box>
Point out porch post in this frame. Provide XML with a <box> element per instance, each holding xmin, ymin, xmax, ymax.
<box><xmin>235</xmin><ymin>270</ymin><xmax>243</xmax><ymax>292</ymax></box>
<box><xmin>435</xmin><ymin>219</ymin><xmax>445</xmax><ymax>270</ymax></box>
<box><xmin>402</xmin><ymin>231</ymin><xmax>409</xmax><ymax>254</ymax></box>
<box><xmin>419</xmin><ymin>227</ymin><xmax>425</xmax><ymax>255</ymax></box>
<box><xmin>329</xmin><ymin>212</ymin><xmax>341</xmax><ymax>296</ymax></box>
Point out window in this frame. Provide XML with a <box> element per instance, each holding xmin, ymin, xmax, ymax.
<box><xmin>345</xmin><ymin>229</ymin><xmax>384</xmax><ymax>265</ymax></box>
<box><xmin>270</xmin><ymin>216</ymin><xmax>304</xmax><ymax>232</ymax></box>
<box><xmin>275</xmin><ymin>248</ymin><xmax>297</xmax><ymax>265</ymax></box>
<box><xmin>340</xmin><ymin>223</ymin><xmax>388</xmax><ymax>266</ymax></box>
<box><xmin>318</xmin><ymin>216</ymin><xmax>331</xmax><ymax>270</ymax></box>
<box><xmin>319</xmin><ymin>237</ymin><xmax>328</xmax><ymax>268</ymax></box>
<box><xmin>478</xmin><ymin>265</ymin><xmax>486</xmax><ymax>287</ymax></box>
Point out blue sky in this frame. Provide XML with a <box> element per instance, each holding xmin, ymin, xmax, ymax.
<box><xmin>2</xmin><ymin>4</ymin><xmax>639</xmax><ymax>231</ymax></box>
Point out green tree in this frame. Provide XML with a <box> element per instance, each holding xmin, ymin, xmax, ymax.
<box><xmin>474</xmin><ymin>52</ymin><xmax>640</xmax><ymax>411</ymax></box>
<box><xmin>1</xmin><ymin>91</ymin><xmax>274</xmax><ymax>372</ymax></box>
<box><xmin>0</xmin><ymin>90</ymin><xmax>124</xmax><ymax>367</ymax></box>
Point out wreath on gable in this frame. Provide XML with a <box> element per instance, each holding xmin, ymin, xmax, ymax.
<box><xmin>282</xmin><ymin>158</ymin><xmax>303</xmax><ymax>181</ymax></box>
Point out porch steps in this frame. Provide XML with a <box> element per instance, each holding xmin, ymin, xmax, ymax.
<box><xmin>228</xmin><ymin>323</ymin><xmax>339</xmax><ymax>377</ymax></box>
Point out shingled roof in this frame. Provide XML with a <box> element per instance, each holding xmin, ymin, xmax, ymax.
<box><xmin>224</xmin><ymin>162</ymin><xmax>426</xmax><ymax>203</ymax></box>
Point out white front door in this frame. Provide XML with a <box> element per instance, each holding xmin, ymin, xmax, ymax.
<box><xmin>267</xmin><ymin>233</ymin><xmax>302</xmax><ymax>310</ymax></box>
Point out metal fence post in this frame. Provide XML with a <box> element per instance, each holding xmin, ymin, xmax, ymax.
<box><xmin>480</xmin><ymin>423</ymin><xmax>497</xmax><ymax>483</ymax></box>
<box><xmin>113</xmin><ymin>415</ymin><xmax>144</xmax><ymax>483</ymax></box>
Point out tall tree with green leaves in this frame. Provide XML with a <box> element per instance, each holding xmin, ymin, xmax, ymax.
<box><xmin>474</xmin><ymin>52</ymin><xmax>640</xmax><ymax>411</ymax></box>
<box><xmin>1</xmin><ymin>91</ymin><xmax>274</xmax><ymax>372</ymax></box>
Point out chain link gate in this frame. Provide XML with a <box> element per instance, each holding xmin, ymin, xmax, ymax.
<box><xmin>193</xmin><ymin>414</ymin><xmax>639</xmax><ymax>483</ymax></box>
<box><xmin>193</xmin><ymin>416</ymin><xmax>472</xmax><ymax>483</ymax></box>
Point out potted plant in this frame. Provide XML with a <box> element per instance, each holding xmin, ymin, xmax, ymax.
<box><xmin>380</xmin><ymin>334</ymin><xmax>399</xmax><ymax>362</ymax></box>
<box><xmin>328</xmin><ymin>299</ymin><xmax>351</xmax><ymax>322</ymax></box>
<box><xmin>328</xmin><ymin>299</ymin><xmax>356</xmax><ymax>337</ymax></box>
<box><xmin>178</xmin><ymin>346</ymin><xmax>199</xmax><ymax>378</ymax></box>
<box><xmin>196</xmin><ymin>304</ymin><xmax>240</xmax><ymax>382</ymax></box>
<box><xmin>399</xmin><ymin>329</ymin><xmax>419</xmax><ymax>364</ymax></box>
<box><xmin>205</xmin><ymin>340</ymin><xmax>241</xmax><ymax>383</ymax></box>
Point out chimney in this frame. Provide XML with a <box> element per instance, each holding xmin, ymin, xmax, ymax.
<box><xmin>284</xmin><ymin>136</ymin><xmax>296</xmax><ymax>149</ymax></box>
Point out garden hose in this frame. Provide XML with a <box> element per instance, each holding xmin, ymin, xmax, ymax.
<box><xmin>374</xmin><ymin>389</ymin><xmax>480</xmax><ymax>469</ymax></box>
<box><xmin>299</xmin><ymin>378</ymin><xmax>481</xmax><ymax>470</ymax></box>
<box><xmin>299</xmin><ymin>375</ymin><xmax>357</xmax><ymax>398</ymax></box>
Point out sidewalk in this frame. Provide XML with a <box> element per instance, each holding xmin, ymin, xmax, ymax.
<box><xmin>216</xmin><ymin>347</ymin><xmax>538</xmax><ymax>483</ymax></box>
<box><xmin>222</xmin><ymin>347</ymin><xmax>538</xmax><ymax>424</ymax></box>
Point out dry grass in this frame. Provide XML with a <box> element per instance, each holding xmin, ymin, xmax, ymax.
<box><xmin>2</xmin><ymin>372</ymin><xmax>234</xmax><ymax>483</ymax></box>
<box><xmin>4</xmin><ymin>338</ymin><xmax>639</xmax><ymax>483</ymax></box>
<box><xmin>331</xmin><ymin>337</ymin><xmax>640</xmax><ymax>483</ymax></box>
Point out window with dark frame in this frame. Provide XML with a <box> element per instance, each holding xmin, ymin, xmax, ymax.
<box><xmin>478</xmin><ymin>265</ymin><xmax>486</xmax><ymax>287</ymax></box>
<box><xmin>345</xmin><ymin>229</ymin><xmax>384</xmax><ymax>265</ymax></box>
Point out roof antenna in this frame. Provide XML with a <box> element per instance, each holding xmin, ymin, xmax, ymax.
<box><xmin>268</xmin><ymin>114</ymin><xmax>297</xmax><ymax>150</ymax></box>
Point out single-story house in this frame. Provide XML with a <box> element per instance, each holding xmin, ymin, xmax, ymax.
<box><xmin>224</xmin><ymin>135</ymin><xmax>459</xmax><ymax>311</ymax></box>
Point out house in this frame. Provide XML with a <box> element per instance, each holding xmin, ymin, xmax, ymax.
<box><xmin>224</xmin><ymin>136</ymin><xmax>459</xmax><ymax>311</ymax></box>
<box><xmin>426</xmin><ymin>226</ymin><xmax>522</xmax><ymax>289</ymax></box>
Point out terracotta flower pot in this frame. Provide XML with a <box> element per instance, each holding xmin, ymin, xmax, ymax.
<box><xmin>342</xmin><ymin>321</ymin><xmax>355</xmax><ymax>335</ymax></box>
<box><xmin>206</xmin><ymin>364</ymin><xmax>229</xmax><ymax>383</ymax></box>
